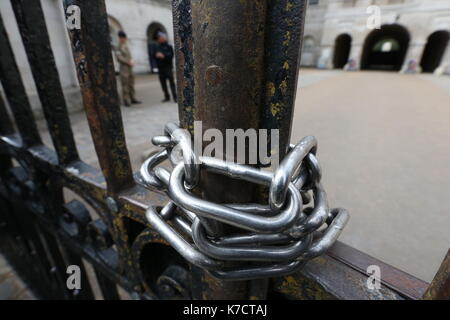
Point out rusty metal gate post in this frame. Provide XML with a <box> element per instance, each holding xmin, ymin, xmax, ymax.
<box><xmin>173</xmin><ymin>0</ymin><xmax>308</xmax><ymax>299</ymax></box>
<box><xmin>0</xmin><ymin>0</ymin><xmax>444</xmax><ymax>301</ymax></box>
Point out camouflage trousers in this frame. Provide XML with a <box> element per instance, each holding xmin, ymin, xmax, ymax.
<box><xmin>120</xmin><ymin>71</ymin><xmax>135</xmax><ymax>104</ymax></box>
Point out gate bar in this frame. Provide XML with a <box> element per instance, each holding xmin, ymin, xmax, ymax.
<box><xmin>262</xmin><ymin>0</ymin><xmax>308</xmax><ymax>159</ymax></box>
<box><xmin>172</xmin><ymin>0</ymin><xmax>195</xmax><ymax>133</ymax></box>
<box><xmin>0</xmin><ymin>93</ymin><xmax>14</xmax><ymax>136</ymax></box>
<box><xmin>0</xmin><ymin>14</ymin><xmax>42</xmax><ymax>148</ymax></box>
<box><xmin>0</xmin><ymin>93</ymin><xmax>14</xmax><ymax>171</ymax></box>
<box><xmin>63</xmin><ymin>0</ymin><xmax>133</xmax><ymax>194</ymax></box>
<box><xmin>174</xmin><ymin>0</ymin><xmax>308</xmax><ymax>299</ymax></box>
<box><xmin>189</xmin><ymin>0</ymin><xmax>269</xmax><ymax>300</ymax></box>
<box><xmin>11</xmin><ymin>0</ymin><xmax>79</xmax><ymax>165</ymax></box>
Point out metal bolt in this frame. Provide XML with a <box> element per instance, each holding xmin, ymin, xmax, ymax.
<box><xmin>205</xmin><ymin>65</ymin><xmax>223</xmax><ymax>86</ymax></box>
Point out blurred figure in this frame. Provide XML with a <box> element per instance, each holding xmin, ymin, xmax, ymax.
<box><xmin>344</xmin><ymin>58</ymin><xmax>357</xmax><ymax>71</ymax></box>
<box><xmin>401</xmin><ymin>59</ymin><xmax>421</xmax><ymax>74</ymax></box>
<box><xmin>116</xmin><ymin>31</ymin><xmax>141</xmax><ymax>107</ymax></box>
<box><xmin>154</xmin><ymin>32</ymin><xmax>177</xmax><ymax>103</ymax></box>
<box><xmin>148</xmin><ymin>42</ymin><xmax>158</xmax><ymax>74</ymax></box>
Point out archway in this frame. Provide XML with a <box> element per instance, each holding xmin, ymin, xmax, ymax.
<box><xmin>420</xmin><ymin>31</ymin><xmax>450</xmax><ymax>73</ymax></box>
<box><xmin>147</xmin><ymin>22</ymin><xmax>167</xmax><ymax>44</ymax></box>
<box><xmin>361</xmin><ymin>24</ymin><xmax>410</xmax><ymax>71</ymax></box>
<box><xmin>147</xmin><ymin>22</ymin><xmax>168</xmax><ymax>73</ymax></box>
<box><xmin>333</xmin><ymin>34</ymin><xmax>352</xmax><ymax>69</ymax></box>
<box><xmin>108</xmin><ymin>16</ymin><xmax>123</xmax><ymax>73</ymax></box>
<box><xmin>108</xmin><ymin>16</ymin><xmax>123</xmax><ymax>49</ymax></box>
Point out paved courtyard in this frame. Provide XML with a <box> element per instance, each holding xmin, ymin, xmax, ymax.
<box><xmin>34</xmin><ymin>69</ymin><xmax>450</xmax><ymax>284</ymax></box>
<box><xmin>291</xmin><ymin>70</ymin><xmax>450</xmax><ymax>283</ymax></box>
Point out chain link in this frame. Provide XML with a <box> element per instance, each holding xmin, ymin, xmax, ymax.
<box><xmin>139</xmin><ymin>122</ymin><xmax>349</xmax><ymax>281</ymax></box>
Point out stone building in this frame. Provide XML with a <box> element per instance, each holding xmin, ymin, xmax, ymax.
<box><xmin>1</xmin><ymin>0</ymin><xmax>449</xmax><ymax>118</ymax></box>
<box><xmin>0</xmin><ymin>0</ymin><xmax>173</xmax><ymax>117</ymax></box>
<box><xmin>301</xmin><ymin>0</ymin><xmax>450</xmax><ymax>74</ymax></box>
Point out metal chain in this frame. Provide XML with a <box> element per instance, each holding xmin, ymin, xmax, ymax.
<box><xmin>139</xmin><ymin>122</ymin><xmax>349</xmax><ymax>281</ymax></box>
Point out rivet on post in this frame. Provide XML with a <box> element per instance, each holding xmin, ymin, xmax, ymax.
<box><xmin>205</xmin><ymin>65</ymin><xmax>224</xmax><ymax>86</ymax></box>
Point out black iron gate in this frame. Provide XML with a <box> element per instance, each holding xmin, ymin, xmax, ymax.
<box><xmin>0</xmin><ymin>0</ymin><xmax>447</xmax><ymax>300</ymax></box>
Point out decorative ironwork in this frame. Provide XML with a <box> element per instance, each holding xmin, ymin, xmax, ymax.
<box><xmin>0</xmin><ymin>0</ymin><xmax>439</xmax><ymax>300</ymax></box>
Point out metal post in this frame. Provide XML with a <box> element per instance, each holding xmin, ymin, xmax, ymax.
<box><xmin>173</xmin><ymin>0</ymin><xmax>307</xmax><ymax>299</ymax></box>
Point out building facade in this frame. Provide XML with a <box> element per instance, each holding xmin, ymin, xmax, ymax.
<box><xmin>0</xmin><ymin>0</ymin><xmax>173</xmax><ymax>117</ymax></box>
<box><xmin>301</xmin><ymin>0</ymin><xmax>450</xmax><ymax>74</ymax></box>
<box><xmin>1</xmin><ymin>0</ymin><xmax>449</xmax><ymax>118</ymax></box>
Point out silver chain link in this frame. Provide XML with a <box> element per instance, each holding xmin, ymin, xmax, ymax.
<box><xmin>139</xmin><ymin>122</ymin><xmax>349</xmax><ymax>281</ymax></box>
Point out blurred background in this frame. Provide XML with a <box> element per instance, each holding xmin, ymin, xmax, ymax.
<box><xmin>0</xmin><ymin>0</ymin><xmax>449</xmax><ymax>296</ymax></box>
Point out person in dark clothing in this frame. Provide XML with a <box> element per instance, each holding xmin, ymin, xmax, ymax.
<box><xmin>148</xmin><ymin>43</ymin><xmax>158</xmax><ymax>74</ymax></box>
<box><xmin>154</xmin><ymin>32</ymin><xmax>177</xmax><ymax>103</ymax></box>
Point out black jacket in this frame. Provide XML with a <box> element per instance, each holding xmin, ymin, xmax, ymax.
<box><xmin>154</xmin><ymin>42</ymin><xmax>174</xmax><ymax>71</ymax></box>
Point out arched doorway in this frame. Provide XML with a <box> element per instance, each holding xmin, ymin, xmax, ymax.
<box><xmin>420</xmin><ymin>31</ymin><xmax>450</xmax><ymax>73</ymax></box>
<box><xmin>147</xmin><ymin>22</ymin><xmax>168</xmax><ymax>44</ymax></box>
<box><xmin>147</xmin><ymin>22</ymin><xmax>168</xmax><ymax>73</ymax></box>
<box><xmin>108</xmin><ymin>16</ymin><xmax>123</xmax><ymax>49</ymax></box>
<box><xmin>333</xmin><ymin>34</ymin><xmax>352</xmax><ymax>69</ymax></box>
<box><xmin>361</xmin><ymin>24</ymin><xmax>410</xmax><ymax>71</ymax></box>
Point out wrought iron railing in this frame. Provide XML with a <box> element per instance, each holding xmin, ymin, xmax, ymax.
<box><xmin>0</xmin><ymin>0</ymin><xmax>446</xmax><ymax>300</ymax></box>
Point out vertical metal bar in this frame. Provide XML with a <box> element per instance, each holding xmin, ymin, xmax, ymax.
<box><xmin>13</xmin><ymin>205</ymin><xmax>61</xmax><ymax>299</ymax></box>
<box><xmin>423</xmin><ymin>249</ymin><xmax>450</xmax><ymax>300</ymax></box>
<box><xmin>260</xmin><ymin>0</ymin><xmax>307</xmax><ymax>298</ymax></box>
<box><xmin>37</xmin><ymin>227</ymin><xmax>74</xmax><ymax>299</ymax></box>
<box><xmin>187</xmin><ymin>0</ymin><xmax>269</xmax><ymax>300</ymax></box>
<box><xmin>0</xmin><ymin>196</ymin><xmax>40</xmax><ymax>293</ymax></box>
<box><xmin>63</xmin><ymin>0</ymin><xmax>133</xmax><ymax>194</ymax></box>
<box><xmin>261</xmin><ymin>0</ymin><xmax>308</xmax><ymax>159</ymax></box>
<box><xmin>35</xmin><ymin>176</ymin><xmax>76</xmax><ymax>300</ymax></box>
<box><xmin>94</xmin><ymin>269</ymin><xmax>121</xmax><ymax>300</ymax></box>
<box><xmin>11</xmin><ymin>0</ymin><xmax>79</xmax><ymax>165</ymax></box>
<box><xmin>0</xmin><ymin>92</ymin><xmax>14</xmax><ymax>136</ymax></box>
<box><xmin>191</xmin><ymin>0</ymin><xmax>266</xmax><ymax>137</ymax></box>
<box><xmin>0</xmin><ymin>14</ymin><xmax>42</xmax><ymax>147</ymax></box>
<box><xmin>59</xmin><ymin>248</ymin><xmax>95</xmax><ymax>300</ymax></box>
<box><xmin>172</xmin><ymin>0</ymin><xmax>195</xmax><ymax>133</ymax></box>
<box><xmin>0</xmin><ymin>93</ymin><xmax>14</xmax><ymax>171</ymax></box>
<box><xmin>174</xmin><ymin>0</ymin><xmax>308</xmax><ymax>299</ymax></box>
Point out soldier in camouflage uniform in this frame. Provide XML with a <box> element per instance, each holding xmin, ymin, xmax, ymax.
<box><xmin>116</xmin><ymin>31</ymin><xmax>141</xmax><ymax>107</ymax></box>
